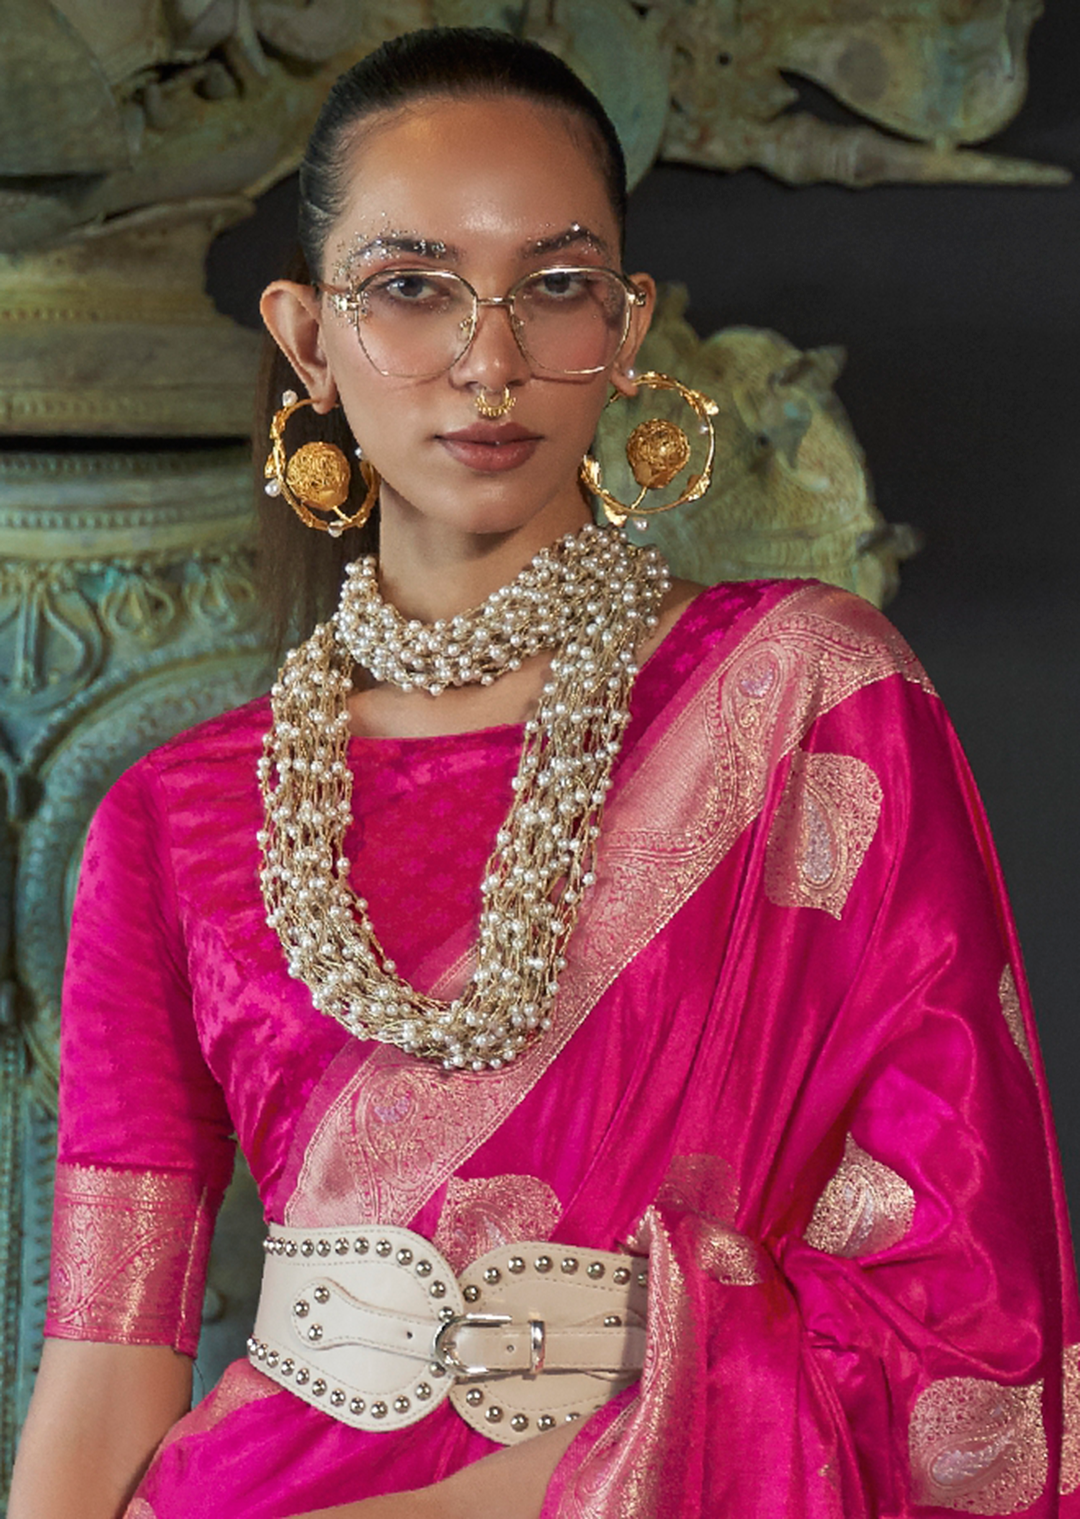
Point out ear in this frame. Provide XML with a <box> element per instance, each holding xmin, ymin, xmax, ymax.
<box><xmin>259</xmin><ymin>281</ymin><xmax>339</xmax><ymax>413</ymax></box>
<box><xmin>610</xmin><ymin>273</ymin><xmax>656</xmax><ymax>398</ymax></box>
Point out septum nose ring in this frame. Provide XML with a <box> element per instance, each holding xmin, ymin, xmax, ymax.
<box><xmin>475</xmin><ymin>386</ymin><xmax>516</xmax><ymax>420</ymax></box>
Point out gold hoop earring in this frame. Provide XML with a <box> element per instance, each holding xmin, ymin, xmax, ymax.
<box><xmin>580</xmin><ymin>371</ymin><xmax>719</xmax><ymax>529</ymax></box>
<box><xmin>263</xmin><ymin>390</ymin><xmax>380</xmax><ymax>537</ymax></box>
<box><xmin>475</xmin><ymin>386</ymin><xmax>515</xmax><ymax>420</ymax></box>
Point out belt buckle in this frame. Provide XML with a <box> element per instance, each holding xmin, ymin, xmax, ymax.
<box><xmin>447</xmin><ymin>1240</ymin><xmax>647</xmax><ymax>1443</ymax></box>
<box><xmin>434</xmin><ymin>1312</ymin><xmax>548</xmax><ymax>1380</ymax></box>
<box><xmin>433</xmin><ymin>1312</ymin><xmax>514</xmax><ymax>1380</ymax></box>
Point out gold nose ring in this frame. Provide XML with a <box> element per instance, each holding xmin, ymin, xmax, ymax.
<box><xmin>475</xmin><ymin>386</ymin><xmax>516</xmax><ymax>420</ymax></box>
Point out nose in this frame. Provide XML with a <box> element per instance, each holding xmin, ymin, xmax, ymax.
<box><xmin>450</xmin><ymin>297</ymin><xmax>530</xmax><ymax>393</ymax></box>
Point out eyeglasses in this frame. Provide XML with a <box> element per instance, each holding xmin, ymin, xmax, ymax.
<box><xmin>320</xmin><ymin>265</ymin><xmax>646</xmax><ymax>380</ymax></box>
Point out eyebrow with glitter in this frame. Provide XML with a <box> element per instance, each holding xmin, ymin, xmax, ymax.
<box><xmin>524</xmin><ymin>224</ymin><xmax>612</xmax><ymax>259</ymax></box>
<box><xmin>333</xmin><ymin>231</ymin><xmax>458</xmax><ymax>284</ymax></box>
<box><xmin>332</xmin><ymin>222</ymin><xmax>612</xmax><ymax>286</ymax></box>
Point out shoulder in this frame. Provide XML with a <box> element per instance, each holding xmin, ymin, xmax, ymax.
<box><xmin>765</xmin><ymin>581</ymin><xmax>934</xmax><ymax>695</ymax></box>
<box><xmin>140</xmin><ymin>693</ymin><xmax>271</xmax><ymax>777</ymax></box>
<box><xmin>660</xmin><ymin>578</ymin><xmax>933</xmax><ymax>691</ymax></box>
<box><xmin>103</xmin><ymin>694</ymin><xmax>271</xmax><ymax>822</ymax></box>
<box><xmin>716</xmin><ymin>583</ymin><xmax>949</xmax><ymax>788</ymax></box>
<box><xmin>644</xmin><ymin>579</ymin><xmax>940</xmax><ymax>770</ymax></box>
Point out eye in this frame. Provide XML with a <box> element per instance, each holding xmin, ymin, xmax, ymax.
<box><xmin>530</xmin><ymin>269</ymin><xmax>590</xmax><ymax>300</ymax></box>
<box><xmin>375</xmin><ymin>271</ymin><xmax>443</xmax><ymax>302</ymax></box>
<box><xmin>359</xmin><ymin>270</ymin><xmax>461</xmax><ymax>316</ymax></box>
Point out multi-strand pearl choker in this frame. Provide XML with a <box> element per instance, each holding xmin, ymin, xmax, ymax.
<box><xmin>336</xmin><ymin>550</ymin><xmax>607</xmax><ymax>695</ymax></box>
<box><xmin>258</xmin><ymin>524</ymin><xmax>670</xmax><ymax>1070</ymax></box>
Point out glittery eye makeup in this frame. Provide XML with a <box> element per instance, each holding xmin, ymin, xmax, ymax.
<box><xmin>333</xmin><ymin>230</ymin><xmax>453</xmax><ymax>286</ymax></box>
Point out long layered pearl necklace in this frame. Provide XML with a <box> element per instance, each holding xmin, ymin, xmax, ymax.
<box><xmin>258</xmin><ymin>524</ymin><xmax>669</xmax><ymax>1070</ymax></box>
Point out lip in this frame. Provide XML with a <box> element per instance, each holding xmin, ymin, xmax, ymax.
<box><xmin>437</xmin><ymin>421</ymin><xmax>541</xmax><ymax>473</ymax></box>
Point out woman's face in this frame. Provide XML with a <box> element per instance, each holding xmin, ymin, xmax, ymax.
<box><xmin>269</xmin><ymin>94</ymin><xmax>654</xmax><ymax>542</ymax></box>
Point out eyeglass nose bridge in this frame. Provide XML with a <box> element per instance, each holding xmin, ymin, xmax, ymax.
<box><xmin>454</xmin><ymin>291</ymin><xmax>530</xmax><ymax>370</ymax></box>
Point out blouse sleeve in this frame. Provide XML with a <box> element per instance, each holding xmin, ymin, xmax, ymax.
<box><xmin>44</xmin><ymin>756</ymin><xmax>235</xmax><ymax>1357</ymax></box>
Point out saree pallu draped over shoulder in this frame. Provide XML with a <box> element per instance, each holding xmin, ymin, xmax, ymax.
<box><xmin>46</xmin><ymin>581</ymin><xmax>1080</xmax><ymax>1518</ymax></box>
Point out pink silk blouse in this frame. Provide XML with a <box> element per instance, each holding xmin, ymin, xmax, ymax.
<box><xmin>46</xmin><ymin>579</ymin><xmax>1080</xmax><ymax>1517</ymax></box>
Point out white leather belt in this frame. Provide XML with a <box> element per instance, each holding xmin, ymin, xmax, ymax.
<box><xmin>249</xmin><ymin>1223</ymin><xmax>648</xmax><ymax>1445</ymax></box>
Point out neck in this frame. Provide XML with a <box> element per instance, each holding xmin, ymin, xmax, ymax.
<box><xmin>373</xmin><ymin>484</ymin><xmax>593</xmax><ymax>623</ymax></box>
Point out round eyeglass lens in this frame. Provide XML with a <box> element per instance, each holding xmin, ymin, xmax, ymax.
<box><xmin>352</xmin><ymin>271</ymin><xmax>476</xmax><ymax>379</ymax></box>
<box><xmin>513</xmin><ymin>268</ymin><xmax>630</xmax><ymax>374</ymax></box>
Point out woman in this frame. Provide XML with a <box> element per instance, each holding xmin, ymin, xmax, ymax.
<box><xmin>10</xmin><ymin>26</ymin><xmax>1080</xmax><ymax>1519</ymax></box>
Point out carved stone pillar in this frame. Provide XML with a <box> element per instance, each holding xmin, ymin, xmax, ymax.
<box><xmin>0</xmin><ymin>445</ymin><xmax>272</xmax><ymax>1483</ymax></box>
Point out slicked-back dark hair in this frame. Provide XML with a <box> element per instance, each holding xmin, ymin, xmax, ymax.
<box><xmin>257</xmin><ymin>27</ymin><xmax>629</xmax><ymax>652</ymax></box>
<box><xmin>300</xmin><ymin>28</ymin><xmax>627</xmax><ymax>279</ymax></box>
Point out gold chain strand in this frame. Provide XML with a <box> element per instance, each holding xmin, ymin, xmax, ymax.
<box><xmin>258</xmin><ymin>524</ymin><xmax>670</xmax><ymax>1070</ymax></box>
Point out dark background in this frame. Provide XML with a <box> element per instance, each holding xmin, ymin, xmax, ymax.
<box><xmin>207</xmin><ymin>5</ymin><xmax>1080</xmax><ymax>1221</ymax></box>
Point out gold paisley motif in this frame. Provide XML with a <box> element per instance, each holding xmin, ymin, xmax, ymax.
<box><xmin>1061</xmin><ymin>1343</ymin><xmax>1080</xmax><ymax>1495</ymax></box>
<box><xmin>909</xmin><ymin>1376</ymin><xmax>1048</xmax><ymax>1513</ymax></box>
<box><xmin>288</xmin><ymin>1051</ymin><xmax>476</xmax><ymax>1227</ymax></box>
<box><xmin>287</xmin><ymin>584</ymin><xmax>935</xmax><ymax>1228</ymax></box>
<box><xmin>694</xmin><ymin>1223</ymin><xmax>763</xmax><ymax>1285</ymax></box>
<box><xmin>47</xmin><ymin>1162</ymin><xmax>212</xmax><ymax>1352</ymax></box>
<box><xmin>655</xmin><ymin>1151</ymin><xmax>739</xmax><ymax>1225</ymax></box>
<box><xmin>433</xmin><ymin>1173</ymin><xmax>561</xmax><ymax>1273</ymax></box>
<box><xmin>558</xmin><ymin>1402</ymin><xmax>639</xmax><ymax>1518</ymax></box>
<box><xmin>998</xmin><ymin>965</ymin><xmax>1035</xmax><ymax>1077</ymax></box>
<box><xmin>765</xmin><ymin>752</ymin><xmax>883</xmax><ymax>919</ymax></box>
<box><xmin>652</xmin><ymin>1152</ymin><xmax>760</xmax><ymax>1284</ymax></box>
<box><xmin>157</xmin><ymin>1360</ymin><xmax>280</xmax><ymax>1456</ymax></box>
<box><xmin>805</xmin><ymin>1134</ymin><xmax>915</xmax><ymax>1258</ymax></box>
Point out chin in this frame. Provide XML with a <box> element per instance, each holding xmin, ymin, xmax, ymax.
<box><xmin>385</xmin><ymin>473</ymin><xmax>590</xmax><ymax>540</ymax></box>
<box><xmin>445</xmin><ymin>503</ymin><xmax>573</xmax><ymax>540</ymax></box>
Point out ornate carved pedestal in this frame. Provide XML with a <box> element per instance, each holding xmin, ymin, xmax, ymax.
<box><xmin>0</xmin><ymin>445</ymin><xmax>273</xmax><ymax>1489</ymax></box>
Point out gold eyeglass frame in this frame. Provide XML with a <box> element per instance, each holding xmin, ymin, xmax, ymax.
<box><xmin>320</xmin><ymin>266</ymin><xmax>647</xmax><ymax>380</ymax></box>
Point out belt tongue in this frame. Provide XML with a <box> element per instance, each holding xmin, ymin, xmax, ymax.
<box><xmin>443</xmin><ymin>1318</ymin><xmax>535</xmax><ymax>1378</ymax></box>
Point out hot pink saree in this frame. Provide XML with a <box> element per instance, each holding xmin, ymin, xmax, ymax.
<box><xmin>47</xmin><ymin>579</ymin><xmax>1080</xmax><ymax>1517</ymax></box>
